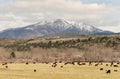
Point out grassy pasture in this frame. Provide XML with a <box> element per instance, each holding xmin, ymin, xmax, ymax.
<box><xmin>0</xmin><ymin>63</ymin><xmax>120</xmax><ymax>79</ymax></box>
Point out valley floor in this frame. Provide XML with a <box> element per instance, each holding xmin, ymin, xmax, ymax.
<box><xmin>0</xmin><ymin>63</ymin><xmax>120</xmax><ymax>79</ymax></box>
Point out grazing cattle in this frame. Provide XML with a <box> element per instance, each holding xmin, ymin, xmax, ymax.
<box><xmin>52</xmin><ymin>64</ymin><xmax>57</xmax><ymax>67</ymax></box>
<box><xmin>5</xmin><ymin>66</ymin><xmax>8</xmax><ymax>68</ymax></box>
<box><xmin>64</xmin><ymin>62</ymin><xmax>67</xmax><ymax>65</ymax></box>
<box><xmin>106</xmin><ymin>64</ymin><xmax>109</xmax><ymax>66</ymax></box>
<box><xmin>64</xmin><ymin>62</ymin><xmax>71</xmax><ymax>65</ymax></box>
<box><xmin>53</xmin><ymin>62</ymin><xmax>57</xmax><ymax>64</ymax></box>
<box><xmin>10</xmin><ymin>62</ymin><xmax>13</xmax><ymax>64</ymax></box>
<box><xmin>89</xmin><ymin>62</ymin><xmax>92</xmax><ymax>66</ymax></box>
<box><xmin>2</xmin><ymin>63</ymin><xmax>7</xmax><ymax>66</ymax></box>
<box><xmin>59</xmin><ymin>61</ymin><xmax>62</xmax><ymax>63</ymax></box>
<box><xmin>52</xmin><ymin>62</ymin><xmax>57</xmax><ymax>67</ymax></box>
<box><xmin>95</xmin><ymin>64</ymin><xmax>98</xmax><ymax>66</ymax></box>
<box><xmin>82</xmin><ymin>63</ymin><xmax>86</xmax><ymax>65</ymax></box>
<box><xmin>2</xmin><ymin>63</ymin><xmax>5</xmax><ymax>66</ymax></box>
<box><xmin>77</xmin><ymin>62</ymin><xmax>82</xmax><ymax>66</ymax></box>
<box><xmin>117</xmin><ymin>62</ymin><xmax>119</xmax><ymax>64</ymax></box>
<box><xmin>45</xmin><ymin>62</ymin><xmax>49</xmax><ymax>64</ymax></box>
<box><xmin>34</xmin><ymin>69</ymin><xmax>36</xmax><ymax>72</ymax></box>
<box><xmin>33</xmin><ymin>62</ymin><xmax>36</xmax><ymax>64</ymax></box>
<box><xmin>72</xmin><ymin>62</ymin><xmax>75</xmax><ymax>65</ymax></box>
<box><xmin>114</xmin><ymin>65</ymin><xmax>119</xmax><ymax>67</ymax></box>
<box><xmin>26</xmin><ymin>62</ymin><xmax>29</xmax><ymax>65</ymax></box>
<box><xmin>61</xmin><ymin>66</ymin><xmax>63</xmax><ymax>68</ymax></box>
<box><xmin>100</xmin><ymin>68</ymin><xmax>103</xmax><ymax>71</ymax></box>
<box><xmin>106</xmin><ymin>70</ymin><xmax>111</xmax><ymax>74</ymax></box>
<box><xmin>41</xmin><ymin>61</ymin><xmax>44</xmax><ymax>64</ymax></box>
<box><xmin>110</xmin><ymin>62</ymin><xmax>114</xmax><ymax>67</ymax></box>
<box><xmin>114</xmin><ymin>70</ymin><xmax>118</xmax><ymax>72</ymax></box>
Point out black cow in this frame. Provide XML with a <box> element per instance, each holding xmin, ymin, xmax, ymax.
<box><xmin>100</xmin><ymin>68</ymin><xmax>103</xmax><ymax>71</ymax></box>
<box><xmin>106</xmin><ymin>70</ymin><xmax>111</xmax><ymax>74</ymax></box>
<box><xmin>114</xmin><ymin>65</ymin><xmax>119</xmax><ymax>67</ymax></box>
<box><xmin>34</xmin><ymin>69</ymin><xmax>36</xmax><ymax>72</ymax></box>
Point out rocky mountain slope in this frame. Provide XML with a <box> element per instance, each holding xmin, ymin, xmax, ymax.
<box><xmin>0</xmin><ymin>19</ymin><xmax>114</xmax><ymax>38</ymax></box>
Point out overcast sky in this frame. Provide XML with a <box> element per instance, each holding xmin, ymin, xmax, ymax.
<box><xmin>0</xmin><ymin>0</ymin><xmax>120</xmax><ymax>32</ymax></box>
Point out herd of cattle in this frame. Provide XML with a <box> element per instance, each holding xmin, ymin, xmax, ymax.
<box><xmin>1</xmin><ymin>61</ymin><xmax>119</xmax><ymax>74</ymax></box>
<box><xmin>51</xmin><ymin>61</ymin><xmax>119</xmax><ymax>74</ymax></box>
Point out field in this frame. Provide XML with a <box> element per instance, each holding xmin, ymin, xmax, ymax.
<box><xmin>0</xmin><ymin>35</ymin><xmax>120</xmax><ymax>79</ymax></box>
<box><xmin>0</xmin><ymin>63</ymin><xmax>120</xmax><ymax>79</ymax></box>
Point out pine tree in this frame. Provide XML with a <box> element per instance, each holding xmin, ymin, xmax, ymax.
<box><xmin>10</xmin><ymin>52</ymin><xmax>16</xmax><ymax>58</ymax></box>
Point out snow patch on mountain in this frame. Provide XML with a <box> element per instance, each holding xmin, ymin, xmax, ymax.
<box><xmin>0</xmin><ymin>19</ymin><xmax>114</xmax><ymax>38</ymax></box>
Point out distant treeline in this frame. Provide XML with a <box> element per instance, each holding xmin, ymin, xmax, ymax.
<box><xmin>1</xmin><ymin>35</ymin><xmax>120</xmax><ymax>51</ymax></box>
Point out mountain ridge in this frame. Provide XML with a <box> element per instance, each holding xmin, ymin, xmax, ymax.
<box><xmin>0</xmin><ymin>19</ymin><xmax>114</xmax><ymax>38</ymax></box>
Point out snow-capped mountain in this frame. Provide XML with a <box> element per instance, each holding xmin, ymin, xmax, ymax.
<box><xmin>0</xmin><ymin>19</ymin><xmax>114</xmax><ymax>38</ymax></box>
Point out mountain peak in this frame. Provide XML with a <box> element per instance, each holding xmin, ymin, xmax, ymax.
<box><xmin>0</xmin><ymin>19</ymin><xmax>114</xmax><ymax>38</ymax></box>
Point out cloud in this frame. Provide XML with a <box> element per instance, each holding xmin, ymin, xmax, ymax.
<box><xmin>99</xmin><ymin>25</ymin><xmax>120</xmax><ymax>33</ymax></box>
<box><xmin>0</xmin><ymin>0</ymin><xmax>119</xmax><ymax>32</ymax></box>
<box><xmin>1</xmin><ymin>0</ymin><xmax>107</xmax><ymax>14</ymax></box>
<box><xmin>0</xmin><ymin>0</ymin><xmax>108</xmax><ymax>21</ymax></box>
